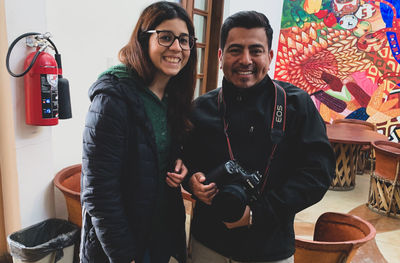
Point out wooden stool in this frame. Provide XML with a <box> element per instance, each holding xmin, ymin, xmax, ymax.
<box><xmin>367</xmin><ymin>140</ymin><xmax>400</xmax><ymax>218</ymax></box>
<box><xmin>330</xmin><ymin>142</ymin><xmax>361</xmax><ymax>190</ymax></box>
<box><xmin>182</xmin><ymin>188</ymin><xmax>196</xmax><ymax>257</ymax></box>
<box><xmin>332</xmin><ymin>119</ymin><xmax>376</xmax><ymax>175</ymax></box>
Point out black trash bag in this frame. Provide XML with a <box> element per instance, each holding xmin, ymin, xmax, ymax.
<box><xmin>7</xmin><ymin>219</ymin><xmax>80</xmax><ymax>262</ymax></box>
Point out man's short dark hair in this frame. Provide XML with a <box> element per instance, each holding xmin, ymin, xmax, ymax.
<box><xmin>220</xmin><ymin>11</ymin><xmax>273</xmax><ymax>51</ymax></box>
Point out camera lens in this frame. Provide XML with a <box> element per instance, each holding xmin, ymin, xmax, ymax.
<box><xmin>212</xmin><ymin>185</ymin><xmax>247</xmax><ymax>223</ymax></box>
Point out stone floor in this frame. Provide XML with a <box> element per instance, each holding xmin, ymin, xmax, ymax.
<box><xmin>294</xmin><ymin>173</ymin><xmax>400</xmax><ymax>263</ymax></box>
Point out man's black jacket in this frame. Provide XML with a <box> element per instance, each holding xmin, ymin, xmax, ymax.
<box><xmin>183</xmin><ymin>76</ymin><xmax>335</xmax><ymax>261</ymax></box>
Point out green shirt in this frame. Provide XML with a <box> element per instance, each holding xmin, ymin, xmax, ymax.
<box><xmin>136</xmin><ymin>80</ymin><xmax>172</xmax><ymax>238</ymax></box>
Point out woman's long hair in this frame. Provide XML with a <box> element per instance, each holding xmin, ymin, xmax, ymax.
<box><xmin>119</xmin><ymin>1</ymin><xmax>197</xmax><ymax>141</ymax></box>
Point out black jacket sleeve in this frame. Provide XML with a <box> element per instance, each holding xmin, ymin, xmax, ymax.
<box><xmin>81</xmin><ymin>93</ymin><xmax>137</xmax><ymax>263</ymax></box>
<box><xmin>252</xmin><ymin>91</ymin><xmax>335</xmax><ymax>226</ymax></box>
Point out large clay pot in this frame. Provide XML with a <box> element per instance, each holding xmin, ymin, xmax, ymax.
<box><xmin>54</xmin><ymin>164</ymin><xmax>82</xmax><ymax>227</ymax></box>
<box><xmin>53</xmin><ymin>164</ymin><xmax>194</xmax><ymax>229</ymax></box>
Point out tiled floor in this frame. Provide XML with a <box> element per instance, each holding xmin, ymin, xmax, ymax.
<box><xmin>295</xmin><ymin>173</ymin><xmax>400</xmax><ymax>263</ymax></box>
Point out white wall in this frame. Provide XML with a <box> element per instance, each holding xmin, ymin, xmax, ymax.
<box><xmin>4</xmin><ymin>0</ymin><xmax>285</xmax><ymax>228</ymax></box>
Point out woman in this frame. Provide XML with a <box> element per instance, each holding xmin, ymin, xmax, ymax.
<box><xmin>80</xmin><ymin>2</ymin><xmax>197</xmax><ymax>263</ymax></box>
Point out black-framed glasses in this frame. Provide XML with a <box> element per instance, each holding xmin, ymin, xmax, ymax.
<box><xmin>145</xmin><ymin>30</ymin><xmax>196</xmax><ymax>50</ymax></box>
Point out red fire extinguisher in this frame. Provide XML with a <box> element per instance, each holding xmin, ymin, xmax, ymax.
<box><xmin>6</xmin><ymin>32</ymin><xmax>72</xmax><ymax>126</ymax></box>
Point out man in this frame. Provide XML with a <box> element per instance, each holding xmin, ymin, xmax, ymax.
<box><xmin>183</xmin><ymin>11</ymin><xmax>335</xmax><ymax>263</ymax></box>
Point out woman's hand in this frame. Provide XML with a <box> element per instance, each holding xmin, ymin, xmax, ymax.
<box><xmin>166</xmin><ymin>159</ymin><xmax>188</xmax><ymax>187</ymax></box>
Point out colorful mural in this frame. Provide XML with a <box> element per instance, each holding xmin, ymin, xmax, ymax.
<box><xmin>274</xmin><ymin>0</ymin><xmax>400</xmax><ymax>141</ymax></box>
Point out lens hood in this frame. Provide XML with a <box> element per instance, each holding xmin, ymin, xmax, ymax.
<box><xmin>212</xmin><ymin>184</ymin><xmax>247</xmax><ymax>223</ymax></box>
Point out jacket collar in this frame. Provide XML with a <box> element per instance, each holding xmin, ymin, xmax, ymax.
<box><xmin>221</xmin><ymin>75</ymin><xmax>274</xmax><ymax>103</ymax></box>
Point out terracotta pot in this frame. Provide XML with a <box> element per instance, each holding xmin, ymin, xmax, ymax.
<box><xmin>54</xmin><ymin>164</ymin><xmax>82</xmax><ymax>227</ymax></box>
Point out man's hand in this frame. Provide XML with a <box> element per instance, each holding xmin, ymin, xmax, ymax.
<box><xmin>166</xmin><ymin>159</ymin><xmax>188</xmax><ymax>188</ymax></box>
<box><xmin>224</xmin><ymin>205</ymin><xmax>251</xmax><ymax>229</ymax></box>
<box><xmin>189</xmin><ymin>172</ymin><xmax>218</xmax><ymax>205</ymax></box>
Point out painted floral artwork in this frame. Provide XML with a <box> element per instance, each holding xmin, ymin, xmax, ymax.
<box><xmin>274</xmin><ymin>0</ymin><xmax>400</xmax><ymax>141</ymax></box>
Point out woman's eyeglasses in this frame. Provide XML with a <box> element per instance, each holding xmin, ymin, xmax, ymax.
<box><xmin>145</xmin><ymin>30</ymin><xmax>196</xmax><ymax>51</ymax></box>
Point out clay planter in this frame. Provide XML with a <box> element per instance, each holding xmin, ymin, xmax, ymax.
<box><xmin>54</xmin><ymin>164</ymin><xmax>82</xmax><ymax>227</ymax></box>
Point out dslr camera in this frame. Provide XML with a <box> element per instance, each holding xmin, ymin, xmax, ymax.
<box><xmin>205</xmin><ymin>160</ymin><xmax>262</xmax><ymax>223</ymax></box>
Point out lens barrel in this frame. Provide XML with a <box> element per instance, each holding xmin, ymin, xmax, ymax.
<box><xmin>212</xmin><ymin>184</ymin><xmax>247</xmax><ymax>222</ymax></box>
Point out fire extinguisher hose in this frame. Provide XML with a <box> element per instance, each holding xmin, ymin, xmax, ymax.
<box><xmin>6</xmin><ymin>32</ymin><xmax>60</xmax><ymax>78</ymax></box>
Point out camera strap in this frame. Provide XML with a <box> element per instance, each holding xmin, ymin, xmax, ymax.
<box><xmin>217</xmin><ymin>80</ymin><xmax>287</xmax><ymax>193</ymax></box>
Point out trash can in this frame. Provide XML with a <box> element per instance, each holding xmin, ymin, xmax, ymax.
<box><xmin>7</xmin><ymin>219</ymin><xmax>80</xmax><ymax>263</ymax></box>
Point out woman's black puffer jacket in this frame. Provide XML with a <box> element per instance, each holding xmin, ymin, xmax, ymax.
<box><xmin>80</xmin><ymin>74</ymin><xmax>186</xmax><ymax>263</ymax></box>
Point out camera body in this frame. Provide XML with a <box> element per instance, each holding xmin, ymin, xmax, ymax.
<box><xmin>205</xmin><ymin>160</ymin><xmax>262</xmax><ymax>222</ymax></box>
